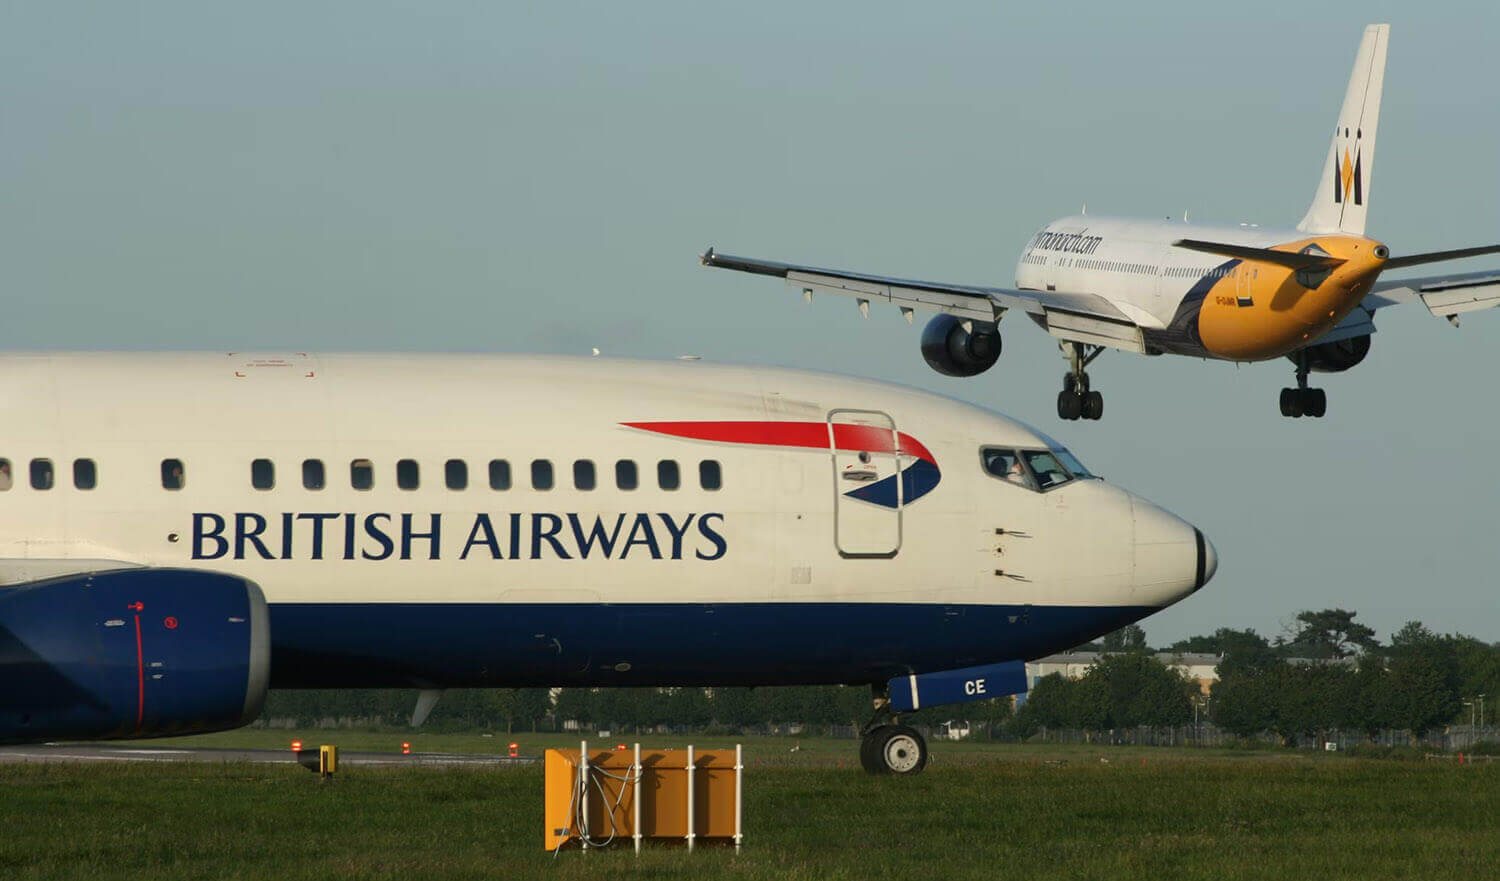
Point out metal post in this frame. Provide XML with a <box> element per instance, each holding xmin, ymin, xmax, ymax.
<box><xmin>734</xmin><ymin>743</ymin><xmax>744</xmax><ymax>852</ymax></box>
<box><xmin>685</xmin><ymin>745</ymin><xmax>695</xmax><ymax>853</ymax></box>
<box><xmin>579</xmin><ymin>739</ymin><xmax>589</xmax><ymax>851</ymax></box>
<box><xmin>632</xmin><ymin>742</ymin><xmax>642</xmax><ymax>855</ymax></box>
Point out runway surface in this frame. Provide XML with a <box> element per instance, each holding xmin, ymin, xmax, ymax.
<box><xmin>0</xmin><ymin>743</ymin><xmax>539</xmax><ymax>768</ymax></box>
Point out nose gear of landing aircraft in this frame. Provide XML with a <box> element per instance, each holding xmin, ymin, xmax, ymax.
<box><xmin>1280</xmin><ymin>350</ymin><xmax>1327</xmax><ymax>418</ymax></box>
<box><xmin>859</xmin><ymin>685</ymin><xmax>930</xmax><ymax>774</ymax></box>
<box><xmin>1057</xmin><ymin>342</ymin><xmax>1105</xmax><ymax>421</ymax></box>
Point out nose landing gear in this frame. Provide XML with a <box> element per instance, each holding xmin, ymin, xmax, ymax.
<box><xmin>1056</xmin><ymin>342</ymin><xmax>1105</xmax><ymax>421</ymax></box>
<box><xmin>1280</xmin><ymin>351</ymin><xmax>1327</xmax><ymax>418</ymax></box>
<box><xmin>858</xmin><ymin>685</ymin><xmax>929</xmax><ymax>775</ymax></box>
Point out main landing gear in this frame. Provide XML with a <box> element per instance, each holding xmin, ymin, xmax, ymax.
<box><xmin>858</xmin><ymin>685</ymin><xmax>928</xmax><ymax>775</ymax></box>
<box><xmin>1056</xmin><ymin>342</ymin><xmax>1104</xmax><ymax>421</ymax></box>
<box><xmin>1280</xmin><ymin>351</ymin><xmax>1327</xmax><ymax>418</ymax></box>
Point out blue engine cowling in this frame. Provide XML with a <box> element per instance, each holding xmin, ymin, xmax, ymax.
<box><xmin>0</xmin><ymin>568</ymin><xmax>269</xmax><ymax>744</ymax></box>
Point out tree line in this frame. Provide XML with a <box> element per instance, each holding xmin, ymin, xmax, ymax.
<box><xmin>260</xmin><ymin>609</ymin><xmax>1499</xmax><ymax>741</ymax></box>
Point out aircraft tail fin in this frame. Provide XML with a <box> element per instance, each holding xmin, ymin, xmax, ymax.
<box><xmin>1297</xmin><ymin>24</ymin><xmax>1389</xmax><ymax>236</ymax></box>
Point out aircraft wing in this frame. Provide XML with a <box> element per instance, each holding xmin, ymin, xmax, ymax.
<box><xmin>1367</xmin><ymin>269</ymin><xmax>1500</xmax><ymax>323</ymax></box>
<box><xmin>701</xmin><ymin>249</ymin><xmax>1151</xmax><ymax>353</ymax></box>
<box><xmin>1315</xmin><ymin>268</ymin><xmax>1500</xmax><ymax>345</ymax></box>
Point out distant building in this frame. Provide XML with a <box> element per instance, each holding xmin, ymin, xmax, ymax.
<box><xmin>1025</xmin><ymin>651</ymin><xmax>1221</xmax><ymax>694</ymax></box>
<box><xmin>1023</xmin><ymin>651</ymin><xmax>1354</xmax><ymax>697</ymax></box>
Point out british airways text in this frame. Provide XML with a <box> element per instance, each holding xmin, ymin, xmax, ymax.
<box><xmin>191</xmin><ymin>512</ymin><xmax>728</xmax><ymax>562</ymax></box>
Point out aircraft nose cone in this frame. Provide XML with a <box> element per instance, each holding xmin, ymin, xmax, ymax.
<box><xmin>1197</xmin><ymin>529</ymin><xmax>1218</xmax><ymax>589</ymax></box>
<box><xmin>1131</xmin><ymin>498</ymin><xmax>1213</xmax><ymax>607</ymax></box>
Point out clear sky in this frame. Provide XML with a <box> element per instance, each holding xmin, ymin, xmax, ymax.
<box><xmin>3</xmin><ymin>2</ymin><xmax>1497</xmax><ymax>647</ymax></box>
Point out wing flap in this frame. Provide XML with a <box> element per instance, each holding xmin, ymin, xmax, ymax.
<box><xmin>1043</xmin><ymin>309</ymin><xmax>1147</xmax><ymax>353</ymax></box>
<box><xmin>1369</xmin><ymin>270</ymin><xmax>1500</xmax><ymax>320</ymax></box>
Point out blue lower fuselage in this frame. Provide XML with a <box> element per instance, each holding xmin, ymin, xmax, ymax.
<box><xmin>265</xmin><ymin>602</ymin><xmax>1153</xmax><ymax>688</ymax></box>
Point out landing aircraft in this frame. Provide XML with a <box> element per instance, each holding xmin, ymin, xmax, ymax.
<box><xmin>702</xmin><ymin>24</ymin><xmax>1500</xmax><ymax>420</ymax></box>
<box><xmin>0</xmin><ymin>353</ymin><xmax>1213</xmax><ymax>773</ymax></box>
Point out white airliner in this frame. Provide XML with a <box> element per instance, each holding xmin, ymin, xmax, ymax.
<box><xmin>0</xmin><ymin>353</ymin><xmax>1213</xmax><ymax>773</ymax></box>
<box><xmin>702</xmin><ymin>24</ymin><xmax>1500</xmax><ymax>420</ymax></box>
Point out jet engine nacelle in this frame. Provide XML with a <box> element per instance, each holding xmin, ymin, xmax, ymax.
<box><xmin>1292</xmin><ymin>334</ymin><xmax>1372</xmax><ymax>373</ymax></box>
<box><xmin>0</xmin><ymin>568</ymin><xmax>269</xmax><ymax>744</ymax></box>
<box><xmin>920</xmin><ymin>314</ymin><xmax>1002</xmax><ymax>377</ymax></box>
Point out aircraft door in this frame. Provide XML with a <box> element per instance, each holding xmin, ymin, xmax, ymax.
<box><xmin>828</xmin><ymin>410</ymin><xmax>902</xmax><ymax>558</ymax></box>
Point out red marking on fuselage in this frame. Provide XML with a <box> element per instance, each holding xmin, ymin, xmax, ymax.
<box><xmin>133</xmin><ymin>614</ymin><xmax>144</xmax><ymax>730</ymax></box>
<box><xmin>621</xmin><ymin>421</ymin><xmax>936</xmax><ymax>464</ymax></box>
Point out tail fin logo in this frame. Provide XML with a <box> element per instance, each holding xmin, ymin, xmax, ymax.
<box><xmin>1335</xmin><ymin>145</ymin><xmax>1363</xmax><ymax>206</ymax></box>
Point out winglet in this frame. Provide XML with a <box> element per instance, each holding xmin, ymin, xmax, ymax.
<box><xmin>700</xmin><ymin>246</ymin><xmax>716</xmax><ymax>266</ymax></box>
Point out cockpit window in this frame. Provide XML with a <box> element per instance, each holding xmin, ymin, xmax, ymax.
<box><xmin>1052</xmin><ymin>448</ymin><xmax>1093</xmax><ymax>479</ymax></box>
<box><xmin>981</xmin><ymin>448</ymin><xmax>1036</xmax><ymax>490</ymax></box>
<box><xmin>1022</xmin><ymin>450</ymin><xmax>1071</xmax><ymax>490</ymax></box>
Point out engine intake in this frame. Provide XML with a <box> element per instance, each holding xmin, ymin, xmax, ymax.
<box><xmin>0</xmin><ymin>568</ymin><xmax>269</xmax><ymax>744</ymax></box>
<box><xmin>921</xmin><ymin>315</ymin><xmax>1002</xmax><ymax>377</ymax></box>
<box><xmin>1291</xmin><ymin>334</ymin><xmax>1371</xmax><ymax>373</ymax></box>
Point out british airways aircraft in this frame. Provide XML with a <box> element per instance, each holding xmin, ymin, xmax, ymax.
<box><xmin>0</xmin><ymin>353</ymin><xmax>1213</xmax><ymax>773</ymax></box>
<box><xmin>703</xmin><ymin>24</ymin><xmax>1500</xmax><ymax>421</ymax></box>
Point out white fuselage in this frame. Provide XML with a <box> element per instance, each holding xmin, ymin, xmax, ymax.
<box><xmin>0</xmin><ymin>353</ymin><xmax>1211</xmax><ymax>687</ymax></box>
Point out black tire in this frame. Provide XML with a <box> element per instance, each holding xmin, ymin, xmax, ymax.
<box><xmin>859</xmin><ymin>726</ymin><xmax>890</xmax><ymax>774</ymax></box>
<box><xmin>1306</xmin><ymin>388</ymin><xmax>1327</xmax><ymax>418</ymax></box>
<box><xmin>1083</xmin><ymin>390</ymin><xmax>1104</xmax><ymax>420</ymax></box>
<box><xmin>1057</xmin><ymin>390</ymin><xmax>1081</xmax><ymax>421</ymax></box>
<box><xmin>870</xmin><ymin>724</ymin><xmax>928</xmax><ymax>775</ymax></box>
<box><xmin>1279</xmin><ymin>388</ymin><xmax>1301</xmax><ymax>418</ymax></box>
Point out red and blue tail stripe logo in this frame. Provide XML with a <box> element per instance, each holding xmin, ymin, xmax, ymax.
<box><xmin>622</xmin><ymin>421</ymin><xmax>941</xmax><ymax>507</ymax></box>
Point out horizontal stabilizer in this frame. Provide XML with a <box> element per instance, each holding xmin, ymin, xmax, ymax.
<box><xmin>1384</xmin><ymin>243</ymin><xmax>1500</xmax><ymax>270</ymax></box>
<box><xmin>1171</xmin><ymin>239</ymin><xmax>1347</xmax><ymax>271</ymax></box>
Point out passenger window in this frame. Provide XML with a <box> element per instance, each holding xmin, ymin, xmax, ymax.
<box><xmin>1022</xmin><ymin>450</ymin><xmax>1072</xmax><ymax>490</ymax></box>
<box><xmin>488</xmin><ymin>459</ymin><xmax>511</xmax><ymax>490</ymax></box>
<box><xmin>251</xmin><ymin>458</ymin><xmax>275</xmax><ymax>491</ymax></box>
<box><xmin>445</xmin><ymin>459</ymin><xmax>468</xmax><ymax>490</ymax></box>
<box><xmin>615</xmin><ymin>459</ymin><xmax>638</xmax><ymax>490</ymax></box>
<box><xmin>397</xmin><ymin>459</ymin><xmax>420</xmax><ymax>490</ymax></box>
<box><xmin>0</xmin><ymin>458</ymin><xmax>11</xmax><ymax>491</ymax></box>
<box><xmin>161</xmin><ymin>459</ymin><xmax>186</xmax><ymax>491</ymax></box>
<box><xmin>73</xmin><ymin>458</ymin><xmax>97</xmax><ymax>490</ymax></box>
<box><xmin>981</xmin><ymin>448</ymin><xmax>1034</xmax><ymax>490</ymax></box>
<box><xmin>531</xmin><ymin>459</ymin><xmax>553</xmax><ymax>490</ymax></box>
<box><xmin>30</xmin><ymin>459</ymin><xmax>53</xmax><ymax>490</ymax></box>
<box><xmin>351</xmin><ymin>458</ymin><xmax>374</xmax><ymax>491</ymax></box>
<box><xmin>303</xmin><ymin>459</ymin><xmax>325</xmax><ymax>490</ymax></box>
<box><xmin>657</xmin><ymin>459</ymin><xmax>680</xmax><ymax>491</ymax></box>
<box><xmin>699</xmin><ymin>460</ymin><xmax>722</xmax><ymax>491</ymax></box>
<box><xmin>574</xmin><ymin>459</ymin><xmax>596</xmax><ymax>491</ymax></box>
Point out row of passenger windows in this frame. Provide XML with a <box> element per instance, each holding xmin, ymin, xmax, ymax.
<box><xmin>0</xmin><ymin>458</ymin><xmax>95</xmax><ymax>491</ymax></box>
<box><xmin>0</xmin><ymin>457</ymin><xmax>723</xmax><ymax>493</ymax></box>
<box><xmin>1064</xmin><ymin>259</ymin><xmax>1233</xmax><ymax>280</ymax></box>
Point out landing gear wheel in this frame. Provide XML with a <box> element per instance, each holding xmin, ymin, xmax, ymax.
<box><xmin>863</xmin><ymin>724</ymin><xmax>927</xmax><ymax>775</ymax></box>
<box><xmin>1279</xmin><ymin>388</ymin><xmax>1302</xmax><ymax>418</ymax></box>
<box><xmin>1082</xmin><ymin>390</ymin><xmax>1104</xmax><ymax>420</ymax></box>
<box><xmin>859</xmin><ymin>725</ymin><xmax>890</xmax><ymax>773</ymax></box>
<box><xmin>1058</xmin><ymin>344</ymin><xmax>1104</xmax><ymax>421</ymax></box>
<box><xmin>1305</xmin><ymin>388</ymin><xmax>1327</xmax><ymax>418</ymax></box>
<box><xmin>1057</xmin><ymin>390</ymin><xmax>1082</xmax><ymax>420</ymax></box>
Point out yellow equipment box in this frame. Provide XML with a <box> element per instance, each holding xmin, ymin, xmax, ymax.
<box><xmin>544</xmin><ymin>743</ymin><xmax>743</xmax><ymax>852</ymax></box>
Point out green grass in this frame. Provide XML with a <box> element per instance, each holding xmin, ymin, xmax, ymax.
<box><xmin>114</xmin><ymin>727</ymin><xmax>1312</xmax><ymax>767</ymax></box>
<box><xmin>4</xmin><ymin>740</ymin><xmax>1498</xmax><ymax>880</ymax></box>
